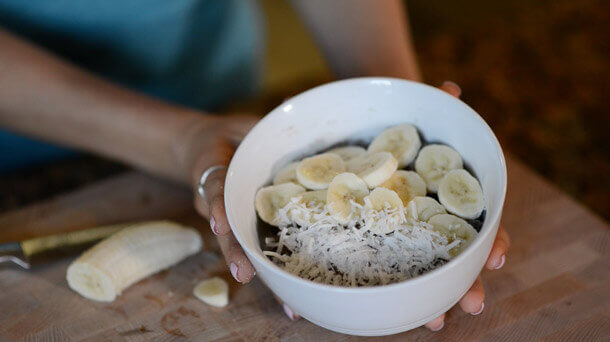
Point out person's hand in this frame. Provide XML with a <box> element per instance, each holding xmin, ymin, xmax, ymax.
<box><xmin>423</xmin><ymin>81</ymin><xmax>511</xmax><ymax>332</ymax></box>
<box><xmin>189</xmin><ymin>114</ymin><xmax>259</xmax><ymax>283</ymax></box>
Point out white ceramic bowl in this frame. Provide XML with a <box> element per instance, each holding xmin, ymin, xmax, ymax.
<box><xmin>225</xmin><ymin>78</ymin><xmax>507</xmax><ymax>336</ymax></box>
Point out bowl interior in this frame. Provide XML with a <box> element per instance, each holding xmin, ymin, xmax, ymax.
<box><xmin>225</xmin><ymin>78</ymin><xmax>506</xmax><ymax>285</ymax></box>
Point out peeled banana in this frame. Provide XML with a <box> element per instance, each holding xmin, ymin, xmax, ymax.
<box><xmin>66</xmin><ymin>221</ymin><xmax>202</xmax><ymax>302</ymax></box>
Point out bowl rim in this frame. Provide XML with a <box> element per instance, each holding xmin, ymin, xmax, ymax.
<box><xmin>225</xmin><ymin>77</ymin><xmax>507</xmax><ymax>293</ymax></box>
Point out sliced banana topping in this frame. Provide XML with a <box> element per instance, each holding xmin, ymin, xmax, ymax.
<box><xmin>273</xmin><ymin>162</ymin><xmax>300</xmax><ymax>185</ymax></box>
<box><xmin>298</xmin><ymin>189</ymin><xmax>328</xmax><ymax>206</ymax></box>
<box><xmin>328</xmin><ymin>146</ymin><xmax>367</xmax><ymax>162</ymax></box>
<box><xmin>428</xmin><ymin>214</ymin><xmax>477</xmax><ymax>257</ymax></box>
<box><xmin>438</xmin><ymin>169</ymin><xmax>484</xmax><ymax>219</ymax></box>
<box><xmin>66</xmin><ymin>221</ymin><xmax>202</xmax><ymax>302</ymax></box>
<box><xmin>289</xmin><ymin>189</ymin><xmax>328</xmax><ymax>225</ymax></box>
<box><xmin>415</xmin><ymin>144</ymin><xmax>463</xmax><ymax>193</ymax></box>
<box><xmin>363</xmin><ymin>187</ymin><xmax>405</xmax><ymax>235</ymax></box>
<box><xmin>380</xmin><ymin>170</ymin><xmax>427</xmax><ymax>206</ymax></box>
<box><xmin>327</xmin><ymin>173</ymin><xmax>369</xmax><ymax>224</ymax></box>
<box><xmin>296</xmin><ymin>153</ymin><xmax>346</xmax><ymax>190</ymax></box>
<box><xmin>255</xmin><ymin>183</ymin><xmax>306</xmax><ymax>225</ymax></box>
<box><xmin>406</xmin><ymin>196</ymin><xmax>447</xmax><ymax>221</ymax></box>
<box><xmin>346</xmin><ymin>152</ymin><xmax>398</xmax><ymax>188</ymax></box>
<box><xmin>193</xmin><ymin>277</ymin><xmax>229</xmax><ymax>308</ymax></box>
<box><xmin>368</xmin><ymin>124</ymin><xmax>421</xmax><ymax>168</ymax></box>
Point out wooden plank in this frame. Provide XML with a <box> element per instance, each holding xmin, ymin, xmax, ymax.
<box><xmin>0</xmin><ymin>156</ymin><xmax>608</xmax><ymax>341</ymax></box>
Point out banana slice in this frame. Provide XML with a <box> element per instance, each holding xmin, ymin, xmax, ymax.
<box><xmin>428</xmin><ymin>214</ymin><xmax>478</xmax><ymax>257</ymax></box>
<box><xmin>255</xmin><ymin>183</ymin><xmax>306</xmax><ymax>225</ymax></box>
<box><xmin>66</xmin><ymin>221</ymin><xmax>202</xmax><ymax>302</ymax></box>
<box><xmin>273</xmin><ymin>162</ymin><xmax>300</xmax><ymax>185</ymax></box>
<box><xmin>415</xmin><ymin>144</ymin><xmax>463</xmax><ymax>192</ymax></box>
<box><xmin>438</xmin><ymin>169</ymin><xmax>484</xmax><ymax>219</ymax></box>
<box><xmin>328</xmin><ymin>146</ymin><xmax>366</xmax><ymax>162</ymax></box>
<box><xmin>296</xmin><ymin>153</ymin><xmax>346</xmax><ymax>190</ymax></box>
<box><xmin>363</xmin><ymin>187</ymin><xmax>405</xmax><ymax>235</ymax></box>
<box><xmin>368</xmin><ymin>124</ymin><xmax>422</xmax><ymax>168</ymax></box>
<box><xmin>299</xmin><ymin>189</ymin><xmax>328</xmax><ymax>206</ymax></box>
<box><xmin>327</xmin><ymin>173</ymin><xmax>369</xmax><ymax>224</ymax></box>
<box><xmin>346</xmin><ymin>152</ymin><xmax>398</xmax><ymax>188</ymax></box>
<box><xmin>380</xmin><ymin>170</ymin><xmax>427</xmax><ymax>206</ymax></box>
<box><xmin>193</xmin><ymin>277</ymin><xmax>229</xmax><ymax>308</ymax></box>
<box><xmin>406</xmin><ymin>196</ymin><xmax>447</xmax><ymax>221</ymax></box>
<box><xmin>290</xmin><ymin>190</ymin><xmax>328</xmax><ymax>225</ymax></box>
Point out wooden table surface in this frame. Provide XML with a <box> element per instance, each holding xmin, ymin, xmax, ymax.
<box><xmin>0</xmin><ymin>156</ymin><xmax>608</xmax><ymax>341</ymax></box>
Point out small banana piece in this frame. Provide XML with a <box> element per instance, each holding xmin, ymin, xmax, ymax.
<box><xmin>290</xmin><ymin>190</ymin><xmax>328</xmax><ymax>225</ymax></box>
<box><xmin>193</xmin><ymin>277</ymin><xmax>229</xmax><ymax>308</ymax></box>
<box><xmin>66</xmin><ymin>221</ymin><xmax>202</xmax><ymax>302</ymax></box>
<box><xmin>328</xmin><ymin>146</ymin><xmax>366</xmax><ymax>162</ymax></box>
<box><xmin>438</xmin><ymin>169</ymin><xmax>485</xmax><ymax>219</ymax></box>
<box><xmin>255</xmin><ymin>183</ymin><xmax>306</xmax><ymax>225</ymax></box>
<box><xmin>327</xmin><ymin>173</ymin><xmax>369</xmax><ymax>224</ymax></box>
<box><xmin>406</xmin><ymin>196</ymin><xmax>447</xmax><ymax>222</ymax></box>
<box><xmin>346</xmin><ymin>152</ymin><xmax>398</xmax><ymax>188</ymax></box>
<box><xmin>428</xmin><ymin>214</ymin><xmax>477</xmax><ymax>257</ymax></box>
<box><xmin>273</xmin><ymin>162</ymin><xmax>300</xmax><ymax>185</ymax></box>
<box><xmin>363</xmin><ymin>187</ymin><xmax>405</xmax><ymax>235</ymax></box>
<box><xmin>298</xmin><ymin>189</ymin><xmax>328</xmax><ymax>206</ymax></box>
<box><xmin>415</xmin><ymin>144</ymin><xmax>463</xmax><ymax>193</ymax></box>
<box><xmin>368</xmin><ymin>124</ymin><xmax>422</xmax><ymax>168</ymax></box>
<box><xmin>380</xmin><ymin>170</ymin><xmax>427</xmax><ymax>206</ymax></box>
<box><xmin>296</xmin><ymin>153</ymin><xmax>346</xmax><ymax>190</ymax></box>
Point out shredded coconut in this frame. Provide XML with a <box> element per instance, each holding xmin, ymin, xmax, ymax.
<box><xmin>264</xmin><ymin>198</ymin><xmax>466</xmax><ymax>286</ymax></box>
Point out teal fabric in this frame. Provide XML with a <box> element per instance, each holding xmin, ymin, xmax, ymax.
<box><xmin>0</xmin><ymin>0</ymin><xmax>264</xmax><ymax>172</ymax></box>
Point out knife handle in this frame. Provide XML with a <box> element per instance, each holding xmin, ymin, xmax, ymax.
<box><xmin>20</xmin><ymin>223</ymin><xmax>131</xmax><ymax>265</ymax></box>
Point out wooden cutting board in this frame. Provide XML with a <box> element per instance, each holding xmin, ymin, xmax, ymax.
<box><xmin>0</xmin><ymin>156</ymin><xmax>608</xmax><ymax>341</ymax></box>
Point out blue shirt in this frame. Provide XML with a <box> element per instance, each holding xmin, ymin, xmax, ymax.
<box><xmin>0</xmin><ymin>0</ymin><xmax>263</xmax><ymax>171</ymax></box>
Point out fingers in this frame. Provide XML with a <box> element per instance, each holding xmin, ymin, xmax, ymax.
<box><xmin>459</xmin><ymin>276</ymin><xmax>485</xmax><ymax>315</ymax></box>
<box><xmin>217</xmin><ymin>231</ymin><xmax>256</xmax><ymax>284</ymax></box>
<box><xmin>424</xmin><ymin>313</ymin><xmax>445</xmax><ymax>331</ymax></box>
<box><xmin>439</xmin><ymin>81</ymin><xmax>462</xmax><ymax>98</ymax></box>
<box><xmin>203</xmin><ymin>171</ymin><xmax>234</xmax><ymax>236</ymax></box>
<box><xmin>485</xmin><ymin>225</ymin><xmax>510</xmax><ymax>270</ymax></box>
<box><xmin>273</xmin><ymin>295</ymin><xmax>301</xmax><ymax>321</ymax></box>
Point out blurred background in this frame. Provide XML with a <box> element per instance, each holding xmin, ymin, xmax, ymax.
<box><xmin>1</xmin><ymin>0</ymin><xmax>608</xmax><ymax>220</ymax></box>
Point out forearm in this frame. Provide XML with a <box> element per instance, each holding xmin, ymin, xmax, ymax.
<box><xmin>0</xmin><ymin>29</ymin><xmax>212</xmax><ymax>183</ymax></box>
<box><xmin>291</xmin><ymin>0</ymin><xmax>421</xmax><ymax>81</ymax></box>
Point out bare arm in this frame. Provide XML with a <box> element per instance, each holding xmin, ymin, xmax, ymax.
<box><xmin>0</xmin><ymin>29</ymin><xmax>217</xmax><ymax>183</ymax></box>
<box><xmin>291</xmin><ymin>0</ymin><xmax>421</xmax><ymax>81</ymax></box>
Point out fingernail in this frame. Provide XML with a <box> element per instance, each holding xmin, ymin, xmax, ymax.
<box><xmin>430</xmin><ymin>321</ymin><xmax>444</xmax><ymax>332</ymax></box>
<box><xmin>283</xmin><ymin>303</ymin><xmax>295</xmax><ymax>321</ymax></box>
<box><xmin>230</xmin><ymin>262</ymin><xmax>240</xmax><ymax>283</ymax></box>
<box><xmin>472</xmin><ymin>302</ymin><xmax>485</xmax><ymax>316</ymax></box>
<box><xmin>442</xmin><ymin>80</ymin><xmax>461</xmax><ymax>92</ymax></box>
<box><xmin>495</xmin><ymin>254</ymin><xmax>506</xmax><ymax>270</ymax></box>
<box><xmin>210</xmin><ymin>216</ymin><xmax>218</xmax><ymax>235</ymax></box>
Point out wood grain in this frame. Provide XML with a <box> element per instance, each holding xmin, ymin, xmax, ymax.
<box><xmin>0</xmin><ymin>156</ymin><xmax>608</xmax><ymax>341</ymax></box>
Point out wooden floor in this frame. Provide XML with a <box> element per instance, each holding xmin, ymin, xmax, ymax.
<box><xmin>0</xmin><ymin>155</ymin><xmax>608</xmax><ymax>341</ymax></box>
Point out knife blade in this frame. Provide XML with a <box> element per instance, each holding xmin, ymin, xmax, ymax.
<box><xmin>0</xmin><ymin>223</ymin><xmax>131</xmax><ymax>269</ymax></box>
